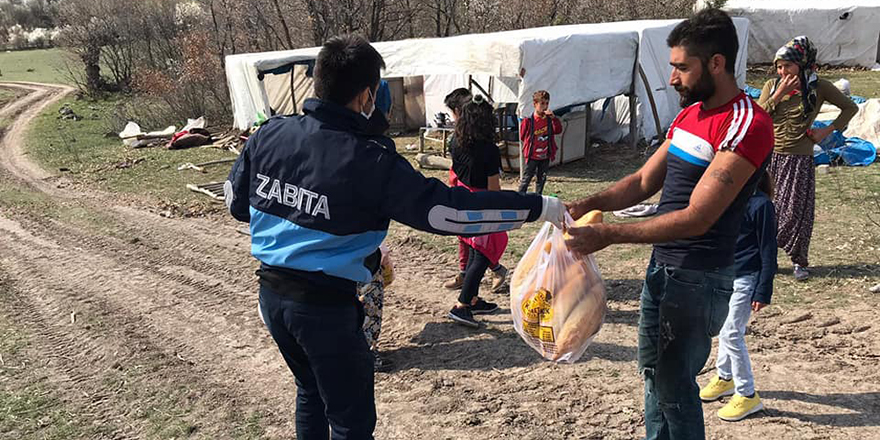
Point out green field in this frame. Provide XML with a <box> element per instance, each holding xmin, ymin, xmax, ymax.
<box><xmin>24</xmin><ymin>97</ymin><xmax>238</xmax><ymax>214</ymax></box>
<box><xmin>0</xmin><ymin>48</ymin><xmax>73</xmax><ymax>85</ymax></box>
<box><xmin>747</xmin><ymin>65</ymin><xmax>880</xmax><ymax>99</ymax></box>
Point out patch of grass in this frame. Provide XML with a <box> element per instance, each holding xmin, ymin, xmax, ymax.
<box><xmin>140</xmin><ymin>399</ymin><xmax>199</xmax><ymax>439</ymax></box>
<box><xmin>0</xmin><ymin>175</ymin><xmax>134</xmax><ymax>242</ymax></box>
<box><xmin>0</xmin><ymin>48</ymin><xmax>73</xmax><ymax>85</ymax></box>
<box><xmin>0</xmin><ymin>87</ymin><xmax>26</xmax><ymax>132</ymax></box>
<box><xmin>747</xmin><ymin>66</ymin><xmax>880</xmax><ymax>99</ymax></box>
<box><xmin>24</xmin><ymin>96</ymin><xmax>237</xmax><ymax>213</ymax></box>
<box><xmin>0</xmin><ymin>88</ymin><xmax>16</xmax><ymax>107</ymax></box>
<box><xmin>0</xmin><ymin>184</ymin><xmax>54</xmax><ymax>211</ymax></box>
<box><xmin>232</xmin><ymin>411</ymin><xmax>266</xmax><ymax>440</ymax></box>
<box><xmin>0</xmin><ymin>311</ymin><xmax>97</xmax><ymax>439</ymax></box>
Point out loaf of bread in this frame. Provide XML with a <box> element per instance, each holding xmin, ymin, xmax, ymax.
<box><xmin>511</xmin><ymin>211</ymin><xmax>607</xmax><ymax>362</ymax></box>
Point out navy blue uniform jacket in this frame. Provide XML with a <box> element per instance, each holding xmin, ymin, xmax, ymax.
<box><xmin>226</xmin><ymin>99</ymin><xmax>543</xmax><ymax>295</ymax></box>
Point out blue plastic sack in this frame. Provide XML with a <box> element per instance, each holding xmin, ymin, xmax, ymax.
<box><xmin>744</xmin><ymin>85</ymin><xmax>762</xmax><ymax>99</ymax></box>
<box><xmin>839</xmin><ymin>138</ymin><xmax>877</xmax><ymax>166</ymax></box>
<box><xmin>811</xmin><ymin>121</ymin><xmax>877</xmax><ymax>166</ymax></box>
<box><xmin>813</xmin><ymin>144</ymin><xmax>831</xmax><ymax>165</ymax></box>
<box><xmin>812</xmin><ymin>120</ymin><xmax>846</xmax><ymax>151</ymax></box>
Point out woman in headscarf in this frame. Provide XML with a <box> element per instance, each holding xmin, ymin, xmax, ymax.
<box><xmin>757</xmin><ymin>36</ymin><xmax>858</xmax><ymax>281</ymax></box>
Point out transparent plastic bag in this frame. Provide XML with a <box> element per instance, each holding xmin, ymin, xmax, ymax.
<box><xmin>510</xmin><ymin>213</ymin><xmax>607</xmax><ymax>363</ymax></box>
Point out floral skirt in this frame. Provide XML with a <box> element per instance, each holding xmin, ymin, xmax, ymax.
<box><xmin>769</xmin><ymin>153</ymin><xmax>815</xmax><ymax>267</ymax></box>
<box><xmin>357</xmin><ymin>272</ymin><xmax>384</xmax><ymax>350</ymax></box>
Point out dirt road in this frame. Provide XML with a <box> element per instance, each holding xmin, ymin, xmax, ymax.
<box><xmin>1</xmin><ymin>83</ymin><xmax>878</xmax><ymax>439</ymax></box>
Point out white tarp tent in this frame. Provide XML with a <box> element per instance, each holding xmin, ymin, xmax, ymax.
<box><xmin>225</xmin><ymin>24</ymin><xmax>640</xmax><ymax>130</ymax></box>
<box><xmin>225</xmin><ymin>17</ymin><xmax>751</xmax><ymax>154</ymax></box>
<box><xmin>609</xmin><ymin>17</ymin><xmax>750</xmax><ymax>142</ymax></box>
<box><xmin>423</xmin><ymin>74</ymin><xmax>519</xmax><ymax>127</ymax></box>
<box><xmin>225</xmin><ymin>46</ymin><xmax>320</xmax><ymax>130</ymax></box>
<box><xmin>698</xmin><ymin>0</ymin><xmax>880</xmax><ymax>67</ymax></box>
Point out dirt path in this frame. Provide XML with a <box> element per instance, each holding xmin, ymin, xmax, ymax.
<box><xmin>0</xmin><ymin>83</ymin><xmax>878</xmax><ymax>439</ymax></box>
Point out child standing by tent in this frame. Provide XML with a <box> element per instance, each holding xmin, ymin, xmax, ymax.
<box><xmin>700</xmin><ymin>170</ymin><xmax>777</xmax><ymax>421</ymax></box>
<box><xmin>446</xmin><ymin>94</ymin><xmax>508</xmax><ymax>327</ymax></box>
<box><xmin>518</xmin><ymin>90</ymin><xmax>562</xmax><ymax>195</ymax></box>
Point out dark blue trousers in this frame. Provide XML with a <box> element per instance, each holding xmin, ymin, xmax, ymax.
<box><xmin>259</xmin><ymin>285</ymin><xmax>376</xmax><ymax>440</ymax></box>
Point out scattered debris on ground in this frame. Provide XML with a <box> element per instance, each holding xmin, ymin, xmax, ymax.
<box><xmin>58</xmin><ymin>103</ymin><xmax>81</xmax><ymax>121</ymax></box>
<box><xmin>177</xmin><ymin>158</ymin><xmax>237</xmax><ymax>173</ymax></box>
<box><xmin>186</xmin><ymin>181</ymin><xmax>226</xmax><ymax>200</ymax></box>
<box><xmin>118</xmin><ymin>116</ymin><xmax>246</xmax><ymax>154</ymax></box>
<box><xmin>415</xmin><ymin>153</ymin><xmax>451</xmax><ymax>170</ymax></box>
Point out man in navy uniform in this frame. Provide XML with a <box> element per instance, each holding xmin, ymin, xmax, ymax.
<box><xmin>225</xmin><ymin>34</ymin><xmax>565</xmax><ymax>440</ymax></box>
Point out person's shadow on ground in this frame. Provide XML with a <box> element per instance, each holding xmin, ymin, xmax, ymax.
<box><xmin>776</xmin><ymin>263</ymin><xmax>880</xmax><ymax>279</ymax></box>
<box><xmin>384</xmin><ymin>319</ymin><xmax>637</xmax><ymax>371</ymax></box>
<box><xmin>751</xmin><ymin>390</ymin><xmax>880</xmax><ymax>428</ymax></box>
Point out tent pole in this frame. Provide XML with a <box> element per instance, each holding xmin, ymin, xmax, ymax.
<box><xmin>629</xmin><ymin>43</ymin><xmax>640</xmax><ymax>149</ymax></box>
<box><xmin>469</xmin><ymin>77</ymin><xmax>495</xmax><ymax>104</ymax></box>
<box><xmin>518</xmin><ymin>109</ymin><xmax>523</xmax><ymax>181</ymax></box>
<box><xmin>638</xmin><ymin>64</ymin><xmax>664</xmax><ymax>141</ymax></box>
<box><xmin>584</xmin><ymin>102</ymin><xmax>592</xmax><ymax>160</ymax></box>
<box><xmin>290</xmin><ymin>69</ymin><xmax>298</xmax><ymax>114</ymax></box>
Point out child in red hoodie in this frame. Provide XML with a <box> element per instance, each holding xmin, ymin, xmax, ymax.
<box><xmin>517</xmin><ymin>90</ymin><xmax>562</xmax><ymax>194</ymax></box>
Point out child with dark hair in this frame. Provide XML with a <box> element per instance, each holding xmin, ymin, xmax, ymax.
<box><xmin>700</xmin><ymin>170</ymin><xmax>777</xmax><ymax>421</ymax></box>
<box><xmin>518</xmin><ymin>90</ymin><xmax>562</xmax><ymax>194</ymax></box>
<box><xmin>443</xmin><ymin>87</ymin><xmax>472</xmax><ymax>119</ymax></box>
<box><xmin>446</xmin><ymin>95</ymin><xmax>508</xmax><ymax>327</ymax></box>
<box><xmin>442</xmin><ymin>88</ymin><xmax>509</xmax><ymax>293</ymax></box>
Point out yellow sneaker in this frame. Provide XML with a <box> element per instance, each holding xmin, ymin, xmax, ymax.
<box><xmin>699</xmin><ymin>376</ymin><xmax>734</xmax><ymax>402</ymax></box>
<box><xmin>718</xmin><ymin>392</ymin><xmax>763</xmax><ymax>421</ymax></box>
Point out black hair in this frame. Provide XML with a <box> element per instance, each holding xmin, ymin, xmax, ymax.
<box><xmin>444</xmin><ymin>88</ymin><xmax>472</xmax><ymax>114</ymax></box>
<box><xmin>314</xmin><ymin>34</ymin><xmax>386</xmax><ymax>106</ymax></box>
<box><xmin>667</xmin><ymin>8</ymin><xmax>738</xmax><ymax>75</ymax></box>
<box><xmin>454</xmin><ymin>95</ymin><xmax>495</xmax><ymax>149</ymax></box>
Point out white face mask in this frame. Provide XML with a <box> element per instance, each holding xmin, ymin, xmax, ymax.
<box><xmin>361</xmin><ymin>88</ymin><xmax>376</xmax><ymax>120</ymax></box>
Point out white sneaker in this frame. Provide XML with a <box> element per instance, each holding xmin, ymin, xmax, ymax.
<box><xmin>793</xmin><ymin>265</ymin><xmax>810</xmax><ymax>281</ymax></box>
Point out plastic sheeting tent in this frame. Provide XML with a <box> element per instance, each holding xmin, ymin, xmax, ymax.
<box><xmin>593</xmin><ymin>18</ymin><xmax>750</xmax><ymax>142</ymax></box>
<box><xmin>225</xmin><ymin>23</ymin><xmax>641</xmax><ymax>130</ymax></box>
<box><xmin>225</xmin><ymin>18</ymin><xmax>749</xmax><ymax>145</ymax></box>
<box><xmin>696</xmin><ymin>0</ymin><xmax>880</xmax><ymax>67</ymax></box>
<box><xmin>225</xmin><ymin>23</ymin><xmax>645</xmax><ymax>171</ymax></box>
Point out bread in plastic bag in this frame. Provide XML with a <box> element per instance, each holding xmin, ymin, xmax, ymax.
<box><xmin>510</xmin><ymin>210</ymin><xmax>607</xmax><ymax>363</ymax></box>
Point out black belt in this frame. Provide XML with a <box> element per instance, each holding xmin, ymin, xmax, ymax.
<box><xmin>257</xmin><ymin>268</ymin><xmax>357</xmax><ymax>306</ymax></box>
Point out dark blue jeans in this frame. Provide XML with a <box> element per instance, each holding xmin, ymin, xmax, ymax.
<box><xmin>259</xmin><ymin>286</ymin><xmax>376</xmax><ymax>440</ymax></box>
<box><xmin>638</xmin><ymin>259</ymin><xmax>733</xmax><ymax>440</ymax></box>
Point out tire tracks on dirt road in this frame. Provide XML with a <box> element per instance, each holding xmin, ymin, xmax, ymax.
<box><xmin>0</xmin><ymin>82</ymin><xmax>300</xmax><ymax>437</ymax></box>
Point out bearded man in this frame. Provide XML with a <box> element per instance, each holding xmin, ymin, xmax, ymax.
<box><xmin>565</xmin><ymin>8</ymin><xmax>774</xmax><ymax>440</ymax></box>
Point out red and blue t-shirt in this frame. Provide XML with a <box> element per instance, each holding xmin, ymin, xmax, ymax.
<box><xmin>654</xmin><ymin>92</ymin><xmax>774</xmax><ymax>270</ymax></box>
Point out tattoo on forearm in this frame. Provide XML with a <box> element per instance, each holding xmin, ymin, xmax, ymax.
<box><xmin>710</xmin><ymin>169</ymin><xmax>734</xmax><ymax>185</ymax></box>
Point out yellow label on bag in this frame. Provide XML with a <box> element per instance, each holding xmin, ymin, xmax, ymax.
<box><xmin>523</xmin><ymin>321</ymin><xmax>555</xmax><ymax>342</ymax></box>
<box><xmin>522</xmin><ymin>288</ymin><xmax>555</xmax><ymax>342</ymax></box>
